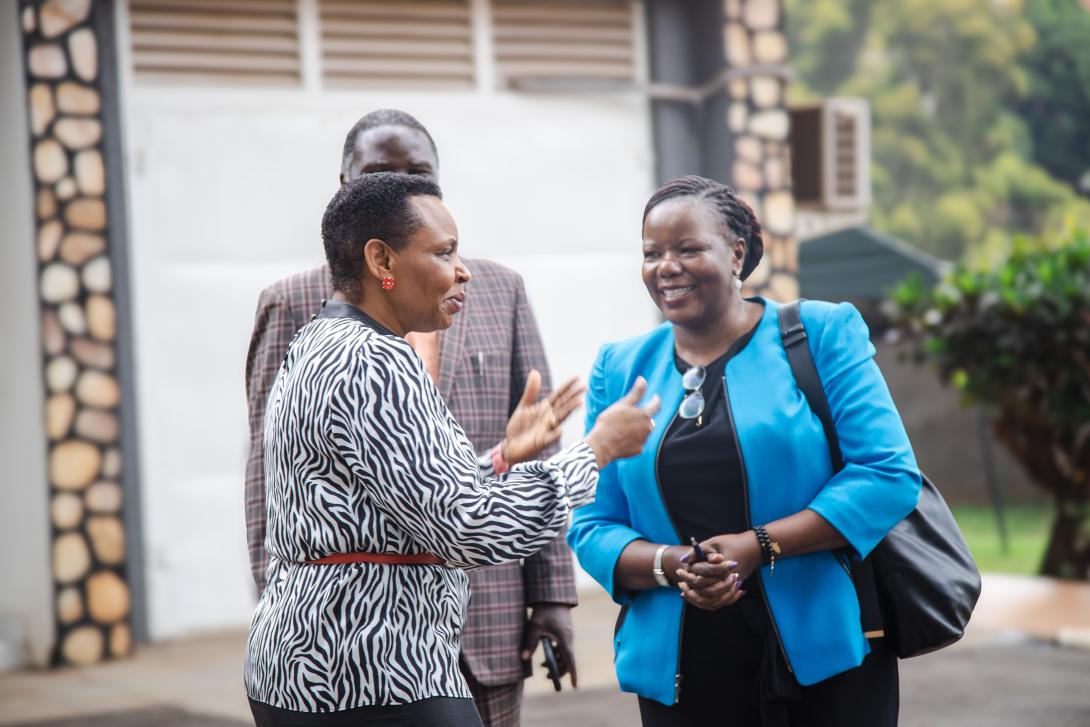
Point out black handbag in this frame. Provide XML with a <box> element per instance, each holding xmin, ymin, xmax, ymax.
<box><xmin>778</xmin><ymin>301</ymin><xmax>982</xmax><ymax>658</ymax></box>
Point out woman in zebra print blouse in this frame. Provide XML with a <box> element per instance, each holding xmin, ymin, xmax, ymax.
<box><xmin>244</xmin><ymin>172</ymin><xmax>658</xmax><ymax>726</ymax></box>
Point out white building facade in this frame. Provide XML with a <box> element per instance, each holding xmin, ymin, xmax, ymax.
<box><xmin>4</xmin><ymin>0</ymin><xmax>796</xmax><ymax>667</ymax></box>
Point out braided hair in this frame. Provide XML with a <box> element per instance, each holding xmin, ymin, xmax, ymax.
<box><xmin>642</xmin><ymin>175</ymin><xmax>764</xmax><ymax>280</ymax></box>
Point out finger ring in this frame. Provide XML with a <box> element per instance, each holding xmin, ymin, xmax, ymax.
<box><xmin>648</xmin><ymin>418</ymin><xmax>655</xmax><ymax>431</ymax></box>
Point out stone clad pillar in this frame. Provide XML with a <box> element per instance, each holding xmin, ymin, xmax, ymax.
<box><xmin>724</xmin><ymin>0</ymin><xmax>798</xmax><ymax>301</ymax></box>
<box><xmin>18</xmin><ymin>0</ymin><xmax>134</xmax><ymax>666</ymax></box>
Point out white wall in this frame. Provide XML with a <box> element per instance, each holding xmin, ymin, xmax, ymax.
<box><xmin>0</xmin><ymin>8</ymin><xmax>54</xmax><ymax>668</ymax></box>
<box><xmin>121</xmin><ymin>83</ymin><xmax>660</xmax><ymax>637</ymax></box>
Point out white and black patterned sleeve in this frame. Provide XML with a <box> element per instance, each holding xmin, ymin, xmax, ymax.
<box><xmin>330</xmin><ymin>336</ymin><xmax>598</xmax><ymax>569</ymax></box>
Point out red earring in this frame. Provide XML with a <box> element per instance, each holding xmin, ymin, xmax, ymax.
<box><xmin>381</xmin><ymin>277</ymin><xmax>395</xmax><ymax>291</ymax></box>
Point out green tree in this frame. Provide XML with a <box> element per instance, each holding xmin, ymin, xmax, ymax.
<box><xmin>783</xmin><ymin>0</ymin><xmax>874</xmax><ymax>96</ymax></box>
<box><xmin>891</xmin><ymin>228</ymin><xmax>1090</xmax><ymax>579</ymax></box>
<box><xmin>1018</xmin><ymin>0</ymin><xmax>1090</xmax><ymax>195</ymax></box>
<box><xmin>785</xmin><ymin>0</ymin><xmax>1090</xmax><ymax>260</ymax></box>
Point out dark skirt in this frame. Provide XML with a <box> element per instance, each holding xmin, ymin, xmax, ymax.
<box><xmin>248</xmin><ymin>696</ymin><xmax>483</xmax><ymax>727</ymax></box>
<box><xmin>637</xmin><ymin>587</ymin><xmax>898</xmax><ymax>727</ymax></box>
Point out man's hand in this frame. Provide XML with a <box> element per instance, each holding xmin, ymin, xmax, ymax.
<box><xmin>520</xmin><ymin>604</ymin><xmax>577</xmax><ymax>688</ymax></box>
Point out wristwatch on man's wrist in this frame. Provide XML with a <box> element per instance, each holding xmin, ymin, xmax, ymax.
<box><xmin>652</xmin><ymin>544</ymin><xmax>671</xmax><ymax>587</ymax></box>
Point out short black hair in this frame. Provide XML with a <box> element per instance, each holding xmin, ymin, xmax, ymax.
<box><xmin>339</xmin><ymin>109</ymin><xmax>439</xmax><ymax>178</ymax></box>
<box><xmin>642</xmin><ymin>175</ymin><xmax>764</xmax><ymax>280</ymax></box>
<box><xmin>322</xmin><ymin>172</ymin><xmax>443</xmax><ymax>299</ymax></box>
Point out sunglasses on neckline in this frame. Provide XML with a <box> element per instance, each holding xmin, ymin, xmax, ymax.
<box><xmin>678</xmin><ymin>365</ymin><xmax>706</xmax><ymax>422</ymax></box>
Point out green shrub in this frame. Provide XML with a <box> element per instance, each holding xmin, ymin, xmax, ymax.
<box><xmin>890</xmin><ymin>227</ymin><xmax>1090</xmax><ymax>579</ymax></box>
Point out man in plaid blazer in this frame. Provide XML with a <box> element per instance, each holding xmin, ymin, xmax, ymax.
<box><xmin>244</xmin><ymin>110</ymin><xmax>577</xmax><ymax>727</ymax></box>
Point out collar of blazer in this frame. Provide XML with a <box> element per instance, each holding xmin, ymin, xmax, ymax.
<box><xmin>438</xmin><ymin>306</ymin><xmax>467</xmax><ymax>401</ymax></box>
<box><xmin>437</xmin><ymin>258</ymin><xmax>483</xmax><ymax>400</ymax></box>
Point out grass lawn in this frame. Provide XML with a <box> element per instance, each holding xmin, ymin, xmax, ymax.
<box><xmin>950</xmin><ymin>502</ymin><xmax>1054</xmax><ymax>576</ymax></box>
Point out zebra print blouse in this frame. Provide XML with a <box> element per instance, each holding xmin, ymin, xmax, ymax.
<box><xmin>243</xmin><ymin>301</ymin><xmax>599</xmax><ymax>712</ymax></box>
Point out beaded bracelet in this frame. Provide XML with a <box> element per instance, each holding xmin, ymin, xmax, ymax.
<box><xmin>753</xmin><ymin>525</ymin><xmax>781</xmax><ymax>574</ymax></box>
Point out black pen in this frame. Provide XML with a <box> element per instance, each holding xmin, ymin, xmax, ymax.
<box><xmin>689</xmin><ymin>536</ymin><xmax>706</xmax><ymax>563</ymax></box>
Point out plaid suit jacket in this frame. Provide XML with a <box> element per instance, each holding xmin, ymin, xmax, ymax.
<box><xmin>244</xmin><ymin>259</ymin><xmax>577</xmax><ymax>686</ymax></box>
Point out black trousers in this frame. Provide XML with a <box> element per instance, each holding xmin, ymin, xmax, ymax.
<box><xmin>637</xmin><ymin>598</ymin><xmax>898</xmax><ymax>727</ymax></box>
<box><xmin>638</xmin><ymin>644</ymin><xmax>898</xmax><ymax>727</ymax></box>
<box><xmin>248</xmin><ymin>697</ymin><xmax>483</xmax><ymax>727</ymax></box>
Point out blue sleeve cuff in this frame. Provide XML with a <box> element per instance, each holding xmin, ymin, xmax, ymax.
<box><xmin>569</xmin><ymin>523</ymin><xmax>644</xmax><ymax>605</ymax></box>
<box><xmin>807</xmin><ymin>479</ymin><xmax>916</xmax><ymax>560</ymax></box>
<box><xmin>808</xmin><ymin>466</ymin><xmax>921</xmax><ymax>559</ymax></box>
<box><xmin>804</xmin><ymin>300</ymin><xmax>923</xmax><ymax>558</ymax></box>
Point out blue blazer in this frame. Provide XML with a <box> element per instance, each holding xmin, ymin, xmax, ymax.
<box><xmin>568</xmin><ymin>298</ymin><xmax>921</xmax><ymax>705</ymax></box>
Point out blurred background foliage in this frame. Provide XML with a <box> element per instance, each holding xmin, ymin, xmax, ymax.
<box><xmin>950</xmin><ymin>502</ymin><xmax>1053</xmax><ymax>575</ymax></box>
<box><xmin>785</xmin><ymin>0</ymin><xmax>1090</xmax><ymax>264</ymax></box>
<box><xmin>889</xmin><ymin>227</ymin><xmax>1090</xmax><ymax>578</ymax></box>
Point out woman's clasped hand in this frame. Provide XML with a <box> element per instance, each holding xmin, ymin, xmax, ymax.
<box><xmin>675</xmin><ymin>533</ymin><xmax>763</xmax><ymax>611</ymax></box>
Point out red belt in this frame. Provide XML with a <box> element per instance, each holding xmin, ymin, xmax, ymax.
<box><xmin>304</xmin><ymin>552</ymin><xmax>445</xmax><ymax>566</ymax></box>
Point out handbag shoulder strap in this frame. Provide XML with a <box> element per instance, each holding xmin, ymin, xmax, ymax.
<box><xmin>777</xmin><ymin>300</ymin><xmax>843</xmax><ymax>472</ymax></box>
<box><xmin>778</xmin><ymin>300</ymin><xmax>884</xmax><ymax>636</ymax></box>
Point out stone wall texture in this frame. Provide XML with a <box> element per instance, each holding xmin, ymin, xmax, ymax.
<box><xmin>19</xmin><ymin>0</ymin><xmax>132</xmax><ymax>666</ymax></box>
<box><xmin>724</xmin><ymin>0</ymin><xmax>798</xmax><ymax>301</ymax></box>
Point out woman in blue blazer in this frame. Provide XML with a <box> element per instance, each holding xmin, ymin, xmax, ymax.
<box><xmin>568</xmin><ymin>176</ymin><xmax>921</xmax><ymax>726</ymax></box>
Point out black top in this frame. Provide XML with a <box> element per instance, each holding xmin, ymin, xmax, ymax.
<box><xmin>659</xmin><ymin>323</ymin><xmax>758</xmax><ymax>546</ymax></box>
<box><xmin>659</xmin><ymin>320</ymin><xmax>769</xmax><ymax>678</ymax></box>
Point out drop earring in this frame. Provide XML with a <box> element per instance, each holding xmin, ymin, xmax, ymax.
<box><xmin>382</xmin><ymin>277</ymin><xmax>396</xmax><ymax>291</ymax></box>
<box><xmin>734</xmin><ymin>276</ymin><xmax>743</xmax><ymax>291</ymax></box>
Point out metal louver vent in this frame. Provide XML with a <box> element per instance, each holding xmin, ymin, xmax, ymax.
<box><xmin>318</xmin><ymin>0</ymin><xmax>475</xmax><ymax>88</ymax></box>
<box><xmin>789</xmin><ymin>98</ymin><xmax>871</xmax><ymax>210</ymax></box>
<box><xmin>491</xmin><ymin>0</ymin><xmax>637</xmax><ymax>86</ymax></box>
<box><xmin>129</xmin><ymin>0</ymin><xmax>302</xmax><ymax>85</ymax></box>
<box><xmin>823</xmin><ymin>99</ymin><xmax>870</xmax><ymax>209</ymax></box>
<box><xmin>832</xmin><ymin>110</ymin><xmax>858</xmax><ymax>199</ymax></box>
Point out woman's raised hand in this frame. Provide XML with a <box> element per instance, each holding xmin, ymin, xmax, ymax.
<box><xmin>585</xmin><ymin>377</ymin><xmax>661</xmax><ymax>468</ymax></box>
<box><xmin>503</xmin><ymin>370</ymin><xmax>586</xmax><ymax>465</ymax></box>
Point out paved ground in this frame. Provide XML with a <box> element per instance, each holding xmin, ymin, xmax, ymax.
<box><xmin>4</xmin><ymin>709</ymin><xmax>242</xmax><ymax>727</ymax></box>
<box><xmin>522</xmin><ymin>638</ymin><xmax>1090</xmax><ymax>727</ymax></box>
<box><xmin>3</xmin><ymin>574</ymin><xmax>1090</xmax><ymax>726</ymax></box>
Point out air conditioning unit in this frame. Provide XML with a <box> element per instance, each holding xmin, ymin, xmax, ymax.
<box><xmin>789</xmin><ymin>98</ymin><xmax>871</xmax><ymax>210</ymax></box>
